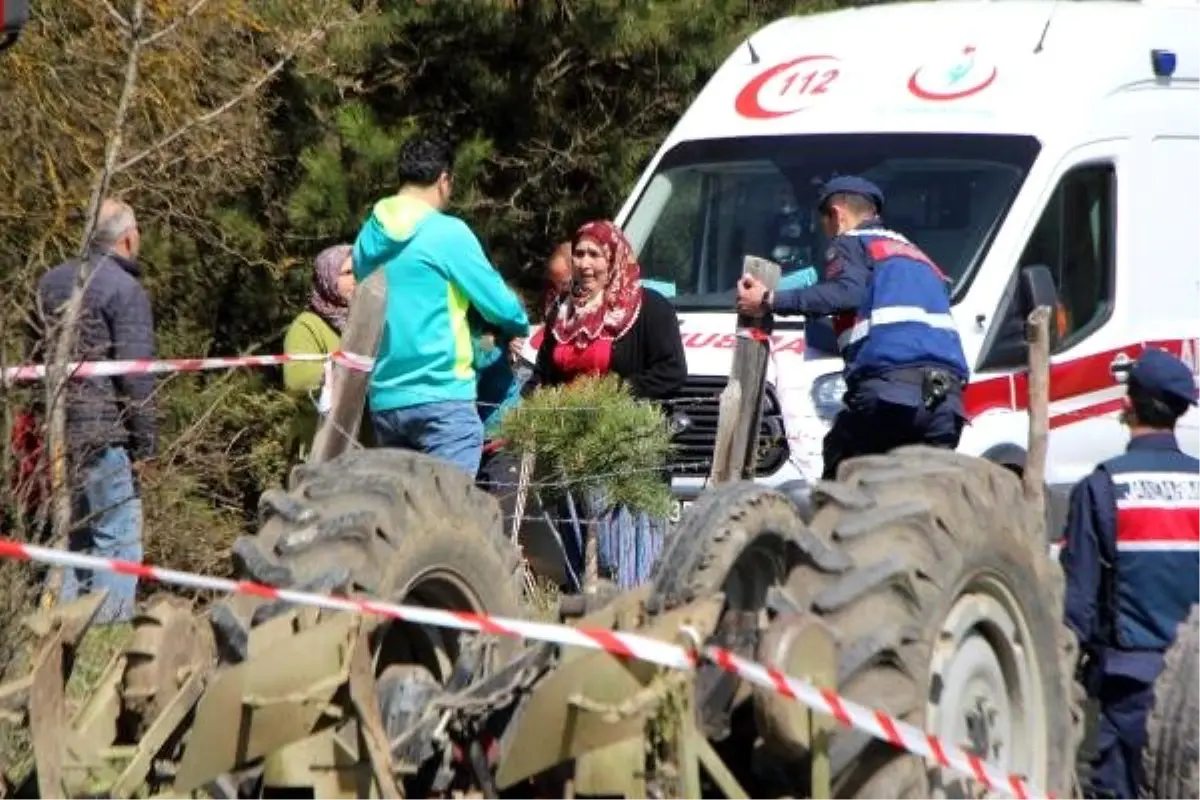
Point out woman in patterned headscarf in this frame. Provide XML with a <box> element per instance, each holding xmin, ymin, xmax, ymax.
<box><xmin>532</xmin><ymin>220</ymin><xmax>687</xmax><ymax>590</ymax></box>
<box><xmin>283</xmin><ymin>244</ymin><xmax>356</xmax><ymax>460</ymax></box>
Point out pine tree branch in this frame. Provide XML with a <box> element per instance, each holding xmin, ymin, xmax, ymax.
<box><xmin>113</xmin><ymin>26</ymin><xmax>331</xmax><ymax>176</ymax></box>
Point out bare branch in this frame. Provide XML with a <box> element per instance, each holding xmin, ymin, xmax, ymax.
<box><xmin>139</xmin><ymin>0</ymin><xmax>214</xmax><ymax>48</ymax></box>
<box><xmin>113</xmin><ymin>26</ymin><xmax>331</xmax><ymax>175</ymax></box>
<box><xmin>43</xmin><ymin>0</ymin><xmax>149</xmax><ymax>603</ymax></box>
<box><xmin>98</xmin><ymin>0</ymin><xmax>131</xmax><ymax>32</ymax></box>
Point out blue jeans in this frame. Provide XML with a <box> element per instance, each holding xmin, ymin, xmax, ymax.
<box><xmin>372</xmin><ymin>400</ymin><xmax>485</xmax><ymax>477</ymax></box>
<box><xmin>559</xmin><ymin>491</ymin><xmax>669</xmax><ymax>591</ymax></box>
<box><xmin>59</xmin><ymin>446</ymin><xmax>143</xmax><ymax>624</ymax></box>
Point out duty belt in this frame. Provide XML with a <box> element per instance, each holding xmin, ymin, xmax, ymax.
<box><xmin>871</xmin><ymin>367</ymin><xmax>965</xmax><ymax>410</ymax></box>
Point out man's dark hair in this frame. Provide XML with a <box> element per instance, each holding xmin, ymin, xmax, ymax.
<box><xmin>397</xmin><ymin>136</ymin><xmax>454</xmax><ymax>188</ymax></box>
<box><xmin>1128</xmin><ymin>377</ymin><xmax>1188</xmax><ymax>429</ymax></box>
<box><xmin>824</xmin><ymin>191</ymin><xmax>877</xmax><ymax>218</ymax></box>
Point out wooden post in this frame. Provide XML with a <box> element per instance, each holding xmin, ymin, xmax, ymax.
<box><xmin>307</xmin><ymin>270</ymin><xmax>386</xmax><ymax>465</ymax></box>
<box><xmin>708</xmin><ymin>256</ymin><xmax>782</xmax><ymax>485</ymax></box>
<box><xmin>583</xmin><ymin>522</ymin><xmax>600</xmax><ymax>595</ymax></box>
<box><xmin>1023</xmin><ymin>306</ymin><xmax>1052</xmax><ymax>515</ymax></box>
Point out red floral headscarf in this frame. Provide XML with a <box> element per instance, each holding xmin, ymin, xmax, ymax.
<box><xmin>550</xmin><ymin>221</ymin><xmax>643</xmax><ymax>349</ymax></box>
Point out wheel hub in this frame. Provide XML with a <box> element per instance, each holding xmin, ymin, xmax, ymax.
<box><xmin>964</xmin><ymin>693</ymin><xmax>1005</xmax><ymax>760</ymax></box>
<box><xmin>927</xmin><ymin>580</ymin><xmax>1047</xmax><ymax>797</ymax></box>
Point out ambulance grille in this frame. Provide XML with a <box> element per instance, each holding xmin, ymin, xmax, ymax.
<box><xmin>669</xmin><ymin>376</ymin><xmax>789</xmax><ymax>478</ymax></box>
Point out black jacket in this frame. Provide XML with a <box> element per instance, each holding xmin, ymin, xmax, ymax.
<box><xmin>533</xmin><ymin>287</ymin><xmax>687</xmax><ymax>402</ymax></box>
<box><xmin>34</xmin><ymin>251</ymin><xmax>158</xmax><ymax>462</ymax></box>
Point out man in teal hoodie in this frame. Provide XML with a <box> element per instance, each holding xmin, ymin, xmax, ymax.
<box><xmin>352</xmin><ymin>136</ymin><xmax>530</xmax><ymax>477</ymax></box>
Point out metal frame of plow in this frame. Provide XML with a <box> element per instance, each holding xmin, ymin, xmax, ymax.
<box><xmin>0</xmin><ymin>593</ymin><xmax>215</xmax><ymax>799</ymax></box>
<box><xmin>0</xmin><ymin>598</ymin><xmax>404</xmax><ymax>799</ymax></box>
<box><xmin>0</xmin><ymin>593</ymin><xmax>106</xmax><ymax>797</ymax></box>
<box><xmin>496</xmin><ymin>586</ymin><xmax>840</xmax><ymax>799</ymax></box>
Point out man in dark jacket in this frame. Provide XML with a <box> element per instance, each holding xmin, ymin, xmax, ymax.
<box><xmin>35</xmin><ymin>199</ymin><xmax>156</xmax><ymax>624</ymax></box>
<box><xmin>736</xmin><ymin>176</ymin><xmax>969</xmax><ymax>480</ymax></box>
<box><xmin>1059</xmin><ymin>348</ymin><xmax>1199</xmax><ymax>798</ymax></box>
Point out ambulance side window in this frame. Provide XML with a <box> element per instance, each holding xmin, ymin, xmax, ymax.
<box><xmin>1017</xmin><ymin>162</ymin><xmax>1116</xmax><ymax>351</ymax></box>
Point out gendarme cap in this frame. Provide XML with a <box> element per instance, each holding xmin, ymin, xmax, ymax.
<box><xmin>817</xmin><ymin>175</ymin><xmax>885</xmax><ymax>213</ymax></box>
<box><xmin>1129</xmin><ymin>348</ymin><xmax>1198</xmax><ymax>407</ymax></box>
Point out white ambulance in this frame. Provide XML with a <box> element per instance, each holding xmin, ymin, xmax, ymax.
<box><xmin>527</xmin><ymin>0</ymin><xmax>1200</xmax><ymax>526</ymax></box>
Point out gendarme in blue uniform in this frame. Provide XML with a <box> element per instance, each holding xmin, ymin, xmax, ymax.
<box><xmin>771</xmin><ymin>176</ymin><xmax>969</xmax><ymax>479</ymax></box>
<box><xmin>1060</xmin><ymin>348</ymin><xmax>1199</xmax><ymax>799</ymax></box>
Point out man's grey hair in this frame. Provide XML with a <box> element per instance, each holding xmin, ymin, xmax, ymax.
<box><xmin>91</xmin><ymin>199</ymin><xmax>137</xmax><ymax>251</ymax></box>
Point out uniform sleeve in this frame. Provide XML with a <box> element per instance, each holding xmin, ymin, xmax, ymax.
<box><xmin>109</xmin><ymin>280</ymin><xmax>158</xmax><ymax>460</ymax></box>
<box><xmin>772</xmin><ymin>236</ymin><xmax>870</xmax><ymax>317</ymax></box>
<box><xmin>443</xmin><ymin>219</ymin><xmax>530</xmax><ymax>338</ymax></box>
<box><xmin>625</xmin><ymin>291</ymin><xmax>687</xmax><ymax>400</ymax></box>
<box><xmin>282</xmin><ymin>317</ymin><xmax>328</xmax><ymax>395</ymax></box>
<box><xmin>1060</xmin><ymin>470</ymin><xmax>1117</xmax><ymax>650</ymax></box>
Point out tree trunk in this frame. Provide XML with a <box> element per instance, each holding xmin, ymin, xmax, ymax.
<box><xmin>41</xmin><ymin>0</ymin><xmax>147</xmax><ymax>607</ymax></box>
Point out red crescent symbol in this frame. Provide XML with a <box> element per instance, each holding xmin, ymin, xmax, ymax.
<box><xmin>734</xmin><ymin>55</ymin><xmax>838</xmax><ymax>119</ymax></box>
<box><xmin>907</xmin><ymin>64</ymin><xmax>997</xmax><ymax>102</ymax></box>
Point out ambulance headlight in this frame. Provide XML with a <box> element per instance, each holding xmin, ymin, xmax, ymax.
<box><xmin>810</xmin><ymin>372</ymin><xmax>846</xmax><ymax>421</ymax></box>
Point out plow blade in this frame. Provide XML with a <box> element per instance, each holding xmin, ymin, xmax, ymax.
<box><xmin>174</xmin><ymin>612</ymin><xmax>360</xmax><ymax>794</ymax></box>
<box><xmin>496</xmin><ymin>594</ymin><xmax>724</xmax><ymax>791</ymax></box>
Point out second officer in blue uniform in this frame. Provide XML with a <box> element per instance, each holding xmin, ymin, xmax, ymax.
<box><xmin>1059</xmin><ymin>348</ymin><xmax>1200</xmax><ymax>799</ymax></box>
<box><xmin>736</xmin><ymin>175</ymin><xmax>969</xmax><ymax>480</ymax></box>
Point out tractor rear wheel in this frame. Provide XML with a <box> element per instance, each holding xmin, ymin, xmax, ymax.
<box><xmin>219</xmin><ymin>448</ymin><xmax>528</xmax><ymax>677</ymax></box>
<box><xmin>121</xmin><ymin>594</ymin><xmax>214</xmax><ymax>737</ymax></box>
<box><xmin>1143</xmin><ymin>603</ymin><xmax>1199</xmax><ymax>799</ymax></box>
<box><xmin>649</xmin><ymin>447</ymin><xmax>1082</xmax><ymax>798</ymax></box>
<box><xmin>209</xmin><ymin>449</ymin><xmax>531</xmax><ymax>795</ymax></box>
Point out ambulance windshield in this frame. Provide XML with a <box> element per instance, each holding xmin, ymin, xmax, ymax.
<box><xmin>623</xmin><ymin>133</ymin><xmax>1040</xmax><ymax>311</ymax></box>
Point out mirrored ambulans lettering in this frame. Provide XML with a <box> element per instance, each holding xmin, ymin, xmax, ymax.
<box><xmin>681</xmin><ymin>333</ymin><xmax>805</xmax><ymax>353</ymax></box>
<box><xmin>681</xmin><ymin>333</ymin><xmax>734</xmax><ymax>349</ymax></box>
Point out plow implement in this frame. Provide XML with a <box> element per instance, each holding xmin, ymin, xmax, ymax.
<box><xmin>0</xmin><ymin>446</ymin><xmax>1102</xmax><ymax>799</ymax></box>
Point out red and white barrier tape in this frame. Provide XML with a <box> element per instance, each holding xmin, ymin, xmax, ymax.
<box><xmin>0</xmin><ymin>537</ymin><xmax>1050</xmax><ymax>799</ymax></box>
<box><xmin>1</xmin><ymin>351</ymin><xmax>374</xmax><ymax>384</ymax></box>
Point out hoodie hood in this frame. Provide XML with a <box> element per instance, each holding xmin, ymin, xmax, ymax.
<box><xmin>372</xmin><ymin>194</ymin><xmax>436</xmax><ymax>246</ymax></box>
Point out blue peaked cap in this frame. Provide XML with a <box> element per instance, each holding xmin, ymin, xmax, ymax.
<box><xmin>817</xmin><ymin>176</ymin><xmax>885</xmax><ymax>213</ymax></box>
<box><xmin>1130</xmin><ymin>348</ymin><xmax>1198</xmax><ymax>407</ymax></box>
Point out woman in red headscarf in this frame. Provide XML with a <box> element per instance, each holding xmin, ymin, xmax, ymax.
<box><xmin>536</xmin><ymin>221</ymin><xmax>685</xmax><ymax>394</ymax></box>
<box><xmin>531</xmin><ymin>220</ymin><xmax>687</xmax><ymax>589</ymax></box>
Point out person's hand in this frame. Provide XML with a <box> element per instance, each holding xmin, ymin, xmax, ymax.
<box><xmin>508</xmin><ymin>337</ymin><xmax>527</xmax><ymax>363</ymax></box>
<box><xmin>736</xmin><ymin>274</ymin><xmax>769</xmax><ymax>316</ymax></box>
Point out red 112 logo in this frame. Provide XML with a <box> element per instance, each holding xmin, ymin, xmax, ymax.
<box><xmin>735</xmin><ymin>55</ymin><xmax>842</xmax><ymax>119</ymax></box>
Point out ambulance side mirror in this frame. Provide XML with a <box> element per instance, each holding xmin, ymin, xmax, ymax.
<box><xmin>977</xmin><ymin>264</ymin><xmax>1062</xmax><ymax>372</ymax></box>
<box><xmin>1018</xmin><ymin>264</ymin><xmax>1060</xmax><ymax>350</ymax></box>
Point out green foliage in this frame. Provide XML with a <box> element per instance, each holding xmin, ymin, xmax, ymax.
<box><xmin>498</xmin><ymin>375</ymin><xmax>674</xmax><ymax>518</ymax></box>
<box><xmin>279</xmin><ymin>0</ymin><xmax>814</xmax><ymax>291</ymax></box>
<box><xmin>0</xmin><ymin>0</ymin><xmax>845</xmax><ymax>573</ymax></box>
